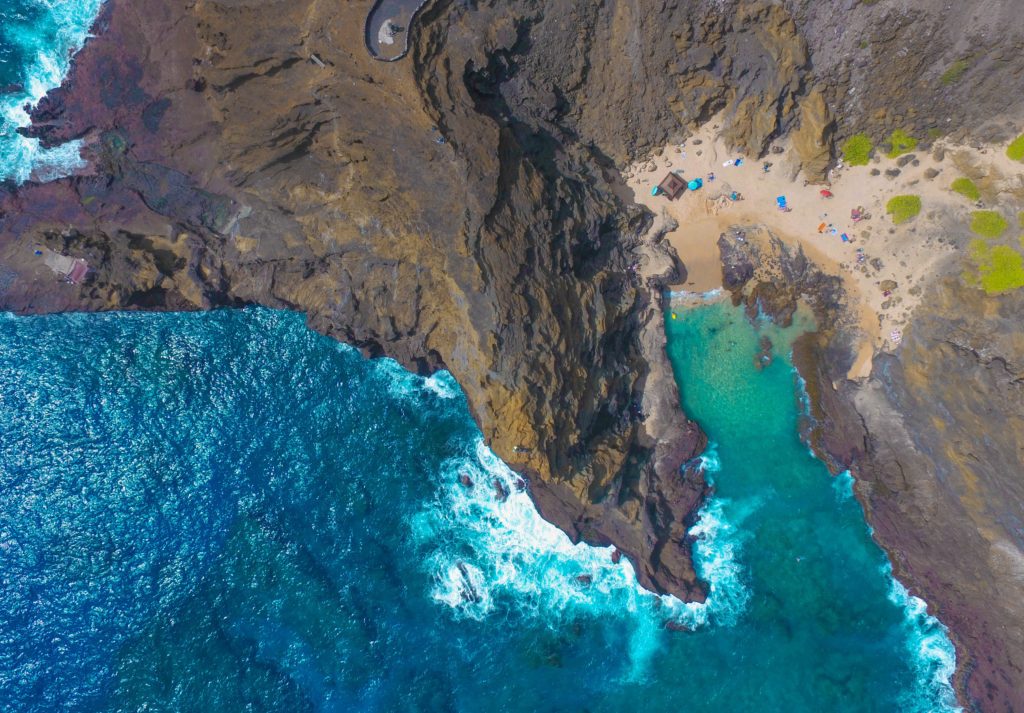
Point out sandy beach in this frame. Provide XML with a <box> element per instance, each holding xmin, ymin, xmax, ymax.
<box><xmin>624</xmin><ymin>119</ymin><xmax>1024</xmax><ymax>378</ymax></box>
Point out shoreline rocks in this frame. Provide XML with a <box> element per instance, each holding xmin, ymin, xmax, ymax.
<box><xmin>2</xmin><ymin>1</ymin><xmax>1024</xmax><ymax>709</ymax></box>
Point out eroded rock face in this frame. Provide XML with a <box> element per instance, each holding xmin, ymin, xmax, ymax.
<box><xmin>0</xmin><ymin>0</ymin><xmax>721</xmax><ymax>602</ymax></box>
<box><xmin>0</xmin><ymin>0</ymin><xmax>885</xmax><ymax>605</ymax></box>
<box><xmin>2</xmin><ymin>1</ymin><xmax>1024</xmax><ymax>709</ymax></box>
<box><xmin>850</xmin><ymin>279</ymin><xmax>1024</xmax><ymax>713</ymax></box>
<box><xmin>717</xmin><ymin>232</ymin><xmax>1024</xmax><ymax>712</ymax></box>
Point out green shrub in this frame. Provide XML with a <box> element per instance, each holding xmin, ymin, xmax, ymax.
<box><xmin>1008</xmin><ymin>134</ymin><xmax>1024</xmax><ymax>162</ymax></box>
<box><xmin>970</xmin><ymin>210</ymin><xmax>1009</xmax><ymax>238</ymax></box>
<box><xmin>950</xmin><ymin>177</ymin><xmax>980</xmax><ymax>201</ymax></box>
<box><xmin>968</xmin><ymin>240</ymin><xmax>1024</xmax><ymax>294</ymax></box>
<box><xmin>842</xmin><ymin>134</ymin><xmax>873</xmax><ymax>166</ymax></box>
<box><xmin>886</xmin><ymin>129</ymin><xmax>918</xmax><ymax>158</ymax></box>
<box><xmin>940</xmin><ymin>59</ymin><xmax>970</xmax><ymax>85</ymax></box>
<box><xmin>886</xmin><ymin>195</ymin><xmax>922</xmax><ymax>224</ymax></box>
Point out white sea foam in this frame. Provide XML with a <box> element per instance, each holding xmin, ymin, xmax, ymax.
<box><xmin>666</xmin><ymin>287</ymin><xmax>723</xmax><ymax>300</ymax></box>
<box><xmin>1</xmin><ymin>0</ymin><xmax>105</xmax><ymax>183</ymax></box>
<box><xmin>376</xmin><ymin>357</ymin><xmax>461</xmax><ymax>401</ymax></box>
<box><xmin>421</xmin><ymin>372</ymin><xmax>460</xmax><ymax>399</ymax></box>
<box><xmin>884</xmin><ymin>564</ymin><xmax>962</xmax><ymax>712</ymax></box>
<box><xmin>831</xmin><ymin>469</ymin><xmax>855</xmax><ymax>501</ymax></box>
<box><xmin>698</xmin><ymin>440</ymin><xmax>721</xmax><ymax>476</ymax></box>
<box><xmin>410</xmin><ymin>434</ymin><xmax>750</xmax><ymax>677</ymax></box>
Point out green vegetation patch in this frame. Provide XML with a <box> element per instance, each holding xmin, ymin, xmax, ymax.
<box><xmin>886</xmin><ymin>129</ymin><xmax>918</xmax><ymax>158</ymax></box>
<box><xmin>950</xmin><ymin>177</ymin><xmax>980</xmax><ymax>202</ymax></box>
<box><xmin>842</xmin><ymin>133</ymin><xmax>873</xmax><ymax>166</ymax></box>
<box><xmin>940</xmin><ymin>59</ymin><xmax>970</xmax><ymax>85</ymax></box>
<box><xmin>1019</xmin><ymin>211</ymin><xmax>1024</xmax><ymax>228</ymax></box>
<box><xmin>1008</xmin><ymin>134</ymin><xmax>1024</xmax><ymax>162</ymax></box>
<box><xmin>968</xmin><ymin>239</ymin><xmax>1024</xmax><ymax>294</ymax></box>
<box><xmin>886</xmin><ymin>195</ymin><xmax>922</xmax><ymax>224</ymax></box>
<box><xmin>970</xmin><ymin>210</ymin><xmax>1009</xmax><ymax>238</ymax></box>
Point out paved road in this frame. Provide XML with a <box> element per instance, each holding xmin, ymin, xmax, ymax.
<box><xmin>365</xmin><ymin>0</ymin><xmax>428</xmax><ymax>61</ymax></box>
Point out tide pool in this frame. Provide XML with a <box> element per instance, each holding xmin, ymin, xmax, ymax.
<box><xmin>0</xmin><ymin>306</ymin><xmax>958</xmax><ymax>712</ymax></box>
<box><xmin>0</xmin><ymin>0</ymin><xmax>104</xmax><ymax>182</ymax></box>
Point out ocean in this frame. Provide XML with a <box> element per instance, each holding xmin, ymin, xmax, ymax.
<box><xmin>0</xmin><ymin>0</ymin><xmax>103</xmax><ymax>183</ymax></box>
<box><xmin>0</xmin><ymin>2</ymin><xmax>961</xmax><ymax>711</ymax></box>
<box><xmin>0</xmin><ymin>306</ymin><xmax>959</xmax><ymax>712</ymax></box>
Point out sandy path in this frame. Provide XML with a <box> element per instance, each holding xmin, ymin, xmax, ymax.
<box><xmin>623</xmin><ymin>119</ymin><xmax>1024</xmax><ymax>379</ymax></box>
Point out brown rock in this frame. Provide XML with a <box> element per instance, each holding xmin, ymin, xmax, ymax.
<box><xmin>791</xmin><ymin>88</ymin><xmax>835</xmax><ymax>182</ymax></box>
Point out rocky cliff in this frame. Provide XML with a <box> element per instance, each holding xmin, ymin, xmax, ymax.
<box><xmin>841</xmin><ymin>280</ymin><xmax>1024</xmax><ymax>713</ymax></box>
<box><xmin>720</xmin><ymin>232</ymin><xmax>1024</xmax><ymax>712</ymax></box>
<box><xmin>2</xmin><ymin>0</ymin><xmax>1024</xmax><ymax>710</ymax></box>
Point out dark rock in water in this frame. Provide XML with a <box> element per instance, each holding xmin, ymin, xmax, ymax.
<box><xmin>0</xmin><ymin>83</ymin><xmax>24</xmax><ymax>95</ymax></box>
<box><xmin>493</xmin><ymin>479</ymin><xmax>509</xmax><ymax>503</ymax></box>
<box><xmin>664</xmin><ymin>620</ymin><xmax>692</xmax><ymax>633</ymax></box>
<box><xmin>459</xmin><ymin>473</ymin><xmax>474</xmax><ymax>488</ymax></box>
<box><xmin>455</xmin><ymin>561</ymin><xmax>481</xmax><ymax>604</ymax></box>
<box><xmin>754</xmin><ymin>335</ymin><xmax>774</xmax><ymax>370</ymax></box>
<box><xmin>513</xmin><ymin>476</ymin><xmax>527</xmax><ymax>492</ymax></box>
<box><xmin>611</xmin><ymin>548</ymin><xmax>622</xmax><ymax>564</ymax></box>
<box><xmin>575</xmin><ymin>574</ymin><xmax>593</xmax><ymax>586</ymax></box>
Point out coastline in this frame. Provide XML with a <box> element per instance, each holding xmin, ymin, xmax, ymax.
<box><xmin>623</xmin><ymin>119</ymin><xmax>1024</xmax><ymax>380</ymax></box>
<box><xmin>0</xmin><ymin>0</ymin><xmax>716</xmax><ymax>611</ymax></box>
<box><xmin>625</xmin><ymin>120</ymin><xmax>1024</xmax><ymax>709</ymax></box>
<box><xmin>1</xmin><ymin>0</ymin><xmax>1023</xmax><ymax>708</ymax></box>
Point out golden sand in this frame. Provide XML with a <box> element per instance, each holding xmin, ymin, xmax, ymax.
<box><xmin>624</xmin><ymin>119</ymin><xmax>1024</xmax><ymax>379</ymax></box>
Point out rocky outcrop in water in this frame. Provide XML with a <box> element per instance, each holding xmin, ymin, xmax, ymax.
<box><xmin>2</xmin><ymin>0</ymin><xmax>1024</xmax><ymax>708</ymax></box>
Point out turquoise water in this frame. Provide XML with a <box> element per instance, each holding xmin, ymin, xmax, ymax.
<box><xmin>0</xmin><ymin>306</ymin><xmax>959</xmax><ymax>711</ymax></box>
<box><xmin>0</xmin><ymin>0</ymin><xmax>103</xmax><ymax>182</ymax></box>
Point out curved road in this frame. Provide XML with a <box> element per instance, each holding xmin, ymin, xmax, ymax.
<box><xmin>365</xmin><ymin>0</ymin><xmax>429</xmax><ymax>61</ymax></box>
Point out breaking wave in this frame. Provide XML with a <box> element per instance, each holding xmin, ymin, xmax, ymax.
<box><xmin>0</xmin><ymin>0</ymin><xmax>105</xmax><ymax>183</ymax></box>
<box><xmin>886</xmin><ymin>566</ymin><xmax>962</xmax><ymax>712</ymax></box>
<box><xmin>409</xmin><ymin>434</ymin><xmax>750</xmax><ymax>680</ymax></box>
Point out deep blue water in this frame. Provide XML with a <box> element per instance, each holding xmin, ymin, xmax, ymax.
<box><xmin>0</xmin><ymin>0</ymin><xmax>103</xmax><ymax>182</ymax></box>
<box><xmin>0</xmin><ymin>306</ymin><xmax>959</xmax><ymax>712</ymax></box>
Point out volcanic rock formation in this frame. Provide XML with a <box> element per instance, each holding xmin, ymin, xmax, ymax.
<box><xmin>2</xmin><ymin>0</ymin><xmax>1024</xmax><ymax>709</ymax></box>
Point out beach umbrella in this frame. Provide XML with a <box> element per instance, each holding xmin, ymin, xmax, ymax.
<box><xmin>820</xmin><ymin>189</ymin><xmax>834</xmax><ymax>198</ymax></box>
<box><xmin>688</xmin><ymin>179</ymin><xmax>702</xmax><ymax>191</ymax></box>
<box><xmin>776</xmin><ymin>196</ymin><xmax>787</xmax><ymax>208</ymax></box>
